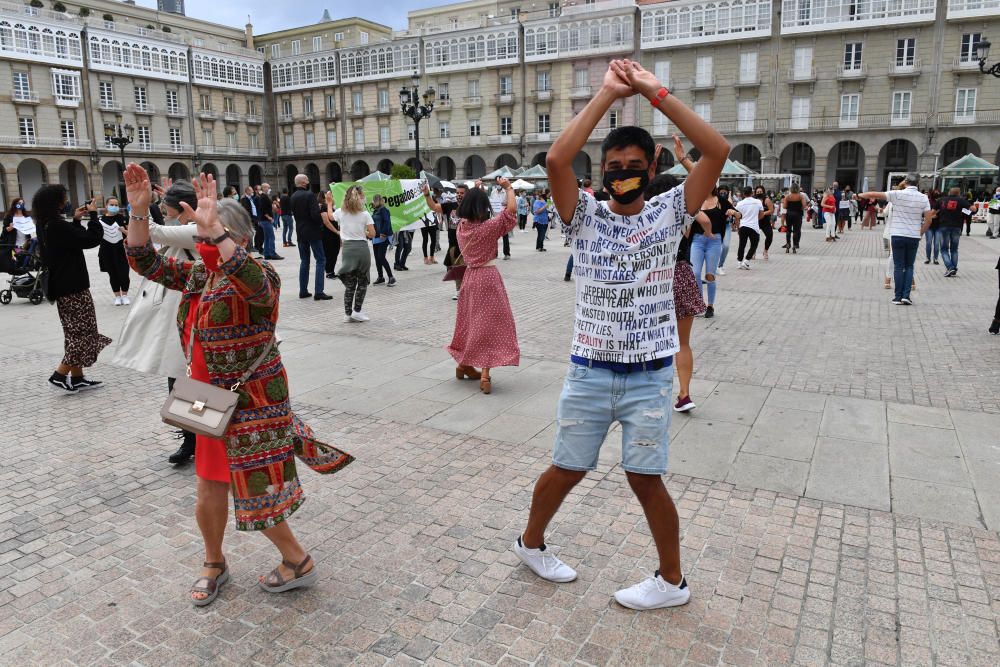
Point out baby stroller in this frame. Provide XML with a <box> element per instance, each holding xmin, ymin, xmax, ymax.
<box><xmin>0</xmin><ymin>239</ymin><xmax>45</xmax><ymax>305</ymax></box>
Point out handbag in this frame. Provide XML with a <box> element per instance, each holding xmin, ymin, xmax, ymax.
<box><xmin>443</xmin><ymin>252</ymin><xmax>466</xmax><ymax>282</ymax></box>
<box><xmin>161</xmin><ymin>281</ymin><xmax>274</xmax><ymax>438</ymax></box>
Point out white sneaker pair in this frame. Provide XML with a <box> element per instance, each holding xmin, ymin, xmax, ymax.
<box><xmin>737</xmin><ymin>260</ymin><xmax>751</xmax><ymax>270</ymax></box>
<box><xmin>349</xmin><ymin>310</ymin><xmax>370</xmax><ymax>322</ymax></box>
<box><xmin>716</xmin><ymin>267</ymin><xmax>726</xmax><ymax>276</ymax></box>
<box><xmin>114</xmin><ymin>295</ymin><xmax>130</xmax><ymax>306</ymax></box>
<box><xmin>114</xmin><ymin>296</ymin><xmax>122</xmax><ymax>306</ymax></box>
<box><xmin>512</xmin><ymin>538</ymin><xmax>689</xmax><ymax>610</ymax></box>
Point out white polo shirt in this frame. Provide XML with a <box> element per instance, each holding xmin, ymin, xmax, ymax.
<box><xmin>885</xmin><ymin>186</ymin><xmax>930</xmax><ymax>239</ymax></box>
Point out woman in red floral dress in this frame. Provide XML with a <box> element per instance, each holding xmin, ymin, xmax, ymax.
<box><xmin>444</xmin><ymin>177</ymin><xmax>520</xmax><ymax>394</ymax></box>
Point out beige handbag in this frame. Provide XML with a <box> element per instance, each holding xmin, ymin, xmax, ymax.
<box><xmin>161</xmin><ymin>283</ymin><xmax>274</xmax><ymax>438</ymax></box>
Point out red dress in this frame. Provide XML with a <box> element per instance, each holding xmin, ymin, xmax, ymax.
<box><xmin>180</xmin><ymin>294</ymin><xmax>229</xmax><ymax>483</ymax></box>
<box><xmin>446</xmin><ymin>208</ymin><xmax>520</xmax><ymax>369</ymax></box>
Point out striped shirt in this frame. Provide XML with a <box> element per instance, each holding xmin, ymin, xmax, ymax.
<box><xmin>885</xmin><ymin>186</ymin><xmax>929</xmax><ymax>239</ymax></box>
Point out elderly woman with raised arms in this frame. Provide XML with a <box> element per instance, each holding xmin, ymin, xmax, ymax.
<box><xmin>123</xmin><ymin>163</ymin><xmax>353</xmax><ymax>606</ymax></box>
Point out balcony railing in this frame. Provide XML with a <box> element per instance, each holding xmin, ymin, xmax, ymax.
<box><xmin>278</xmin><ymin>113</ymin><xmax>294</xmax><ymax>123</ymax></box>
<box><xmin>55</xmin><ymin>95</ymin><xmax>80</xmax><ymax>107</ymax></box>
<box><xmin>463</xmin><ymin>96</ymin><xmax>482</xmax><ymax>107</ymax></box>
<box><xmin>495</xmin><ymin>93</ymin><xmax>515</xmax><ymax>105</ymax></box>
<box><xmin>691</xmin><ymin>76</ymin><xmax>716</xmax><ymax>90</ymax></box>
<box><xmin>952</xmin><ymin>56</ymin><xmax>982</xmax><ymax>70</ymax></box>
<box><xmin>223</xmin><ymin>112</ymin><xmax>242</xmax><ymax>122</ymax></box>
<box><xmin>325</xmin><ymin>109</ymin><xmax>339</xmax><ymax>119</ymax></box>
<box><xmin>245</xmin><ymin>114</ymin><xmax>263</xmax><ymax>124</ymax></box>
<box><xmin>838</xmin><ymin>64</ymin><xmax>868</xmax><ymax>79</ymax></box>
<box><xmin>348</xmin><ymin>108</ymin><xmax>365</xmax><ymax>117</ymax></box>
<box><xmin>133</xmin><ymin>104</ymin><xmax>155</xmax><ymax>115</ymax></box>
<box><xmin>711</xmin><ymin>120</ymin><xmax>768</xmax><ymax>134</ymax></box>
<box><xmin>197</xmin><ymin>145</ymin><xmax>268</xmax><ymax>157</ymax></box>
<box><xmin>946</xmin><ymin>0</ymin><xmax>1000</xmax><ymax>18</ymax></box>
<box><xmin>525</xmin><ymin>131</ymin><xmax>559</xmax><ymax>143</ymax></box>
<box><xmin>940</xmin><ymin>109</ymin><xmax>1000</xmax><ymax>126</ymax></box>
<box><xmin>150</xmin><ymin>143</ymin><xmax>194</xmax><ymax>153</ymax></box>
<box><xmin>99</xmin><ymin>101</ymin><xmax>123</xmax><ymax>112</ymax></box>
<box><xmin>300</xmin><ymin>111</ymin><xmax>315</xmax><ymax>121</ymax></box>
<box><xmin>888</xmin><ymin>60</ymin><xmax>922</xmax><ymax>77</ymax></box>
<box><xmin>487</xmin><ymin>134</ymin><xmax>520</xmax><ymax>145</ymax></box>
<box><xmin>13</xmin><ymin>91</ymin><xmax>39</xmax><ymax>103</ymax></box>
<box><xmin>166</xmin><ymin>106</ymin><xmax>186</xmax><ymax>117</ymax></box>
<box><xmin>774</xmin><ymin>112</ymin><xmax>928</xmax><ymax>131</ymax></box>
<box><xmin>562</xmin><ymin>0</ymin><xmax>634</xmax><ymax>16</ymax></box>
<box><xmin>569</xmin><ymin>86</ymin><xmax>592</xmax><ymax>99</ymax></box>
<box><xmin>780</xmin><ymin>0</ymin><xmax>936</xmax><ymax>34</ymax></box>
<box><xmin>533</xmin><ymin>89</ymin><xmax>553</xmax><ymax>101</ymax></box>
<box><xmin>197</xmin><ymin>109</ymin><xmax>218</xmax><ymax>120</ymax></box>
<box><xmin>734</xmin><ymin>75</ymin><xmax>760</xmax><ymax>87</ymax></box>
<box><xmin>0</xmin><ymin>136</ymin><xmax>90</xmax><ymax>148</ymax></box>
<box><xmin>354</xmin><ymin>143</ymin><xmax>365</xmax><ymax>152</ymax></box>
<box><xmin>786</xmin><ymin>67</ymin><xmax>817</xmax><ymax>82</ymax></box>
<box><xmin>376</xmin><ymin>105</ymin><xmax>393</xmax><ymax>116</ymax></box>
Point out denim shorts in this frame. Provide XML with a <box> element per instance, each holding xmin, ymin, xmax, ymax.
<box><xmin>552</xmin><ymin>363</ymin><xmax>674</xmax><ymax>475</ymax></box>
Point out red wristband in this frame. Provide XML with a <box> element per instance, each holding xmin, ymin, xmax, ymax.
<box><xmin>650</xmin><ymin>87</ymin><xmax>669</xmax><ymax>108</ymax></box>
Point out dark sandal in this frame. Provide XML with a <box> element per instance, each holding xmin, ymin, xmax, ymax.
<box><xmin>258</xmin><ymin>554</ymin><xmax>318</xmax><ymax>593</ymax></box>
<box><xmin>191</xmin><ymin>560</ymin><xmax>229</xmax><ymax>607</ymax></box>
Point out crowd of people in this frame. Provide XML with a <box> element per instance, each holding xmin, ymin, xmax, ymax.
<box><xmin>4</xmin><ymin>57</ymin><xmax>999</xmax><ymax>616</ymax></box>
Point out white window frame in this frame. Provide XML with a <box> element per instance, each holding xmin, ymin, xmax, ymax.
<box><xmin>793</xmin><ymin>46</ymin><xmax>813</xmax><ymax>79</ymax></box>
<box><xmin>169</xmin><ymin>128</ymin><xmax>182</xmax><ymax>152</ymax></box>
<box><xmin>291</xmin><ymin>40</ymin><xmax>301</xmax><ymax>56</ymax></box>
<box><xmin>538</xmin><ymin>113</ymin><xmax>550</xmax><ymax>134</ymax></box>
<box><xmin>360</xmin><ymin>31</ymin><xmax>369</xmax><ymax>45</ymax></box>
<box><xmin>283</xmin><ymin>132</ymin><xmax>294</xmax><ymax>150</ymax></box>
<box><xmin>13</xmin><ymin>71</ymin><xmax>31</xmax><ymax>101</ymax></box>
<box><xmin>960</xmin><ymin>33</ymin><xmax>981</xmax><ymax>64</ymax></box>
<box><xmin>60</xmin><ymin>119</ymin><xmax>76</xmax><ymax>147</ymax></box>
<box><xmin>352</xmin><ymin>91</ymin><xmax>363</xmax><ymax>113</ymax></box>
<box><xmin>500</xmin><ymin>116</ymin><xmax>512</xmax><ymax>136</ymax></box>
<box><xmin>439</xmin><ymin>121</ymin><xmax>450</xmax><ymax>139</ymax></box>
<box><xmin>469</xmin><ymin>119</ymin><xmax>481</xmax><ymax>137</ymax></box>
<box><xmin>249</xmin><ymin>133</ymin><xmax>259</xmax><ymax>150</ymax></box>
<box><xmin>737</xmin><ymin>100</ymin><xmax>756</xmax><ymax>132</ymax></box>
<box><xmin>955</xmin><ymin>88</ymin><xmax>976</xmax><ymax>124</ymax></box>
<box><xmin>891</xmin><ymin>91</ymin><xmax>911</xmax><ymax>126</ymax></box>
<box><xmin>202</xmin><ymin>128</ymin><xmax>214</xmax><ymax>147</ymax></box>
<box><xmin>354</xmin><ymin>127</ymin><xmax>365</xmax><ymax>148</ymax></box>
<box><xmin>468</xmin><ymin>79</ymin><xmax>480</xmax><ymax>98</ymax></box>
<box><xmin>695</xmin><ymin>56</ymin><xmax>713</xmax><ymax>87</ymax></box>
<box><xmin>839</xmin><ymin>93</ymin><xmax>860</xmax><ymax>129</ymax></box>
<box><xmin>271</xmin><ymin>44</ymin><xmax>281</xmax><ymax>59</ymax></box>
<box><xmin>896</xmin><ymin>38</ymin><xmax>915</xmax><ymax>67</ymax></box>
<box><xmin>52</xmin><ymin>69</ymin><xmax>81</xmax><ymax>105</ymax></box>
<box><xmin>790</xmin><ymin>96</ymin><xmax>810</xmax><ymax>130</ymax></box>
<box><xmin>137</xmin><ymin>125</ymin><xmax>151</xmax><ymax>150</ymax></box>
<box><xmin>334</xmin><ymin>32</ymin><xmax>344</xmax><ymax>42</ymax></box>
<box><xmin>379</xmin><ymin>125</ymin><xmax>390</xmax><ymax>147</ymax></box>
<box><xmin>739</xmin><ymin>52</ymin><xmax>757</xmax><ymax>84</ymax></box>
<box><xmin>133</xmin><ymin>85</ymin><xmax>148</xmax><ymax>112</ymax></box>
<box><xmin>609</xmin><ymin>109</ymin><xmax>620</xmax><ymax>129</ymax></box>
<box><xmin>226</xmin><ymin>131</ymin><xmax>237</xmax><ymax>149</ymax></box>
<box><xmin>499</xmin><ymin>75</ymin><xmax>513</xmax><ymax>96</ymax></box>
<box><xmin>537</xmin><ymin>71</ymin><xmax>551</xmax><ymax>92</ymax></box>
<box><xmin>843</xmin><ymin>42</ymin><xmax>863</xmax><ymax>72</ymax></box>
<box><xmin>166</xmin><ymin>89</ymin><xmax>179</xmax><ymax>113</ymax></box>
<box><xmin>326</xmin><ymin>128</ymin><xmax>337</xmax><ymax>148</ymax></box>
<box><xmin>19</xmin><ymin>116</ymin><xmax>36</xmax><ymax>145</ymax></box>
<box><xmin>304</xmin><ymin>130</ymin><xmax>315</xmax><ymax>150</ymax></box>
<box><xmin>574</xmin><ymin>68</ymin><xmax>588</xmax><ymax>88</ymax></box>
<box><xmin>693</xmin><ymin>103</ymin><xmax>711</xmax><ymax>122</ymax></box>
<box><xmin>313</xmin><ymin>36</ymin><xmax>323</xmax><ymax>52</ymax></box>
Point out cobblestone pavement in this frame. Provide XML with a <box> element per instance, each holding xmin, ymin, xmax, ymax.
<box><xmin>1</xmin><ymin>221</ymin><xmax>999</xmax><ymax>665</ymax></box>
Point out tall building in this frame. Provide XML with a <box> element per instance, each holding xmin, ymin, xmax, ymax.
<box><xmin>0</xmin><ymin>0</ymin><xmax>997</xmax><ymax>207</ymax></box>
<box><xmin>157</xmin><ymin>0</ymin><xmax>185</xmax><ymax>15</ymax></box>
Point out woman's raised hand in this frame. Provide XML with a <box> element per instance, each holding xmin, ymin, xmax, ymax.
<box><xmin>123</xmin><ymin>163</ymin><xmax>152</xmax><ymax>212</ymax></box>
<box><xmin>179</xmin><ymin>172</ymin><xmax>223</xmax><ymax>237</ymax></box>
<box><xmin>497</xmin><ymin>177</ymin><xmax>512</xmax><ymax>190</ymax></box>
<box><xmin>672</xmin><ymin>134</ymin><xmax>687</xmax><ymax>163</ymax></box>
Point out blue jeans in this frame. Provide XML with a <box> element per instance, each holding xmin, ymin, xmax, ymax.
<box><xmin>924</xmin><ymin>228</ymin><xmax>940</xmax><ymax>261</ymax></box>
<box><xmin>535</xmin><ymin>223</ymin><xmax>548</xmax><ymax>250</ymax></box>
<box><xmin>891</xmin><ymin>236</ymin><xmax>920</xmax><ymax>300</ymax></box>
<box><xmin>690</xmin><ymin>233</ymin><xmax>722</xmax><ymax>304</ymax></box>
<box><xmin>281</xmin><ymin>215</ymin><xmax>294</xmax><ymax>244</ymax></box>
<box><xmin>938</xmin><ymin>227</ymin><xmax>961</xmax><ymax>271</ymax></box>
<box><xmin>718</xmin><ymin>225</ymin><xmax>732</xmax><ymax>269</ymax></box>
<box><xmin>298</xmin><ymin>238</ymin><xmax>326</xmax><ymax>296</ymax></box>
<box><xmin>552</xmin><ymin>362</ymin><xmax>674</xmax><ymax>475</ymax></box>
<box><xmin>262</xmin><ymin>220</ymin><xmax>277</xmax><ymax>258</ymax></box>
<box><xmin>566</xmin><ymin>254</ymin><xmax>573</xmax><ymax>276</ymax></box>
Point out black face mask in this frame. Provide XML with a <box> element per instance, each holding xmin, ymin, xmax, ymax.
<box><xmin>755</xmin><ymin>192</ymin><xmax>765</xmax><ymax>200</ymax></box>
<box><xmin>602</xmin><ymin>169</ymin><xmax>649</xmax><ymax>205</ymax></box>
<box><xmin>14</xmin><ymin>203</ymin><xmax>22</xmax><ymax>210</ymax></box>
<box><xmin>718</xmin><ymin>192</ymin><xmax>729</xmax><ymax>201</ymax></box>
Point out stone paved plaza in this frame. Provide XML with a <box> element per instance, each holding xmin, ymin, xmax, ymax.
<box><xmin>1</xmin><ymin>223</ymin><xmax>999</xmax><ymax>666</ymax></box>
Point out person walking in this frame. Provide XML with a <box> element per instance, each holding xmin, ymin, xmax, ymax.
<box><xmin>821</xmin><ymin>188</ymin><xmax>837</xmax><ymax>241</ymax></box>
<box><xmin>715</xmin><ymin>184</ymin><xmax>734</xmax><ymax>275</ymax></box>
<box><xmin>689</xmin><ymin>187</ymin><xmax>735</xmax><ymax>319</ymax></box>
<box><xmin>515</xmin><ymin>59</ymin><xmax>729</xmax><ymax>611</ymax></box>
<box><xmin>532</xmin><ymin>195</ymin><xmax>549</xmax><ymax>251</ymax></box>
<box><xmin>114</xmin><ymin>179</ymin><xmax>202</xmax><ymax>465</ymax></box>
<box><xmin>516</xmin><ymin>191</ymin><xmax>529</xmax><ymax>231</ymax></box>
<box><xmin>441</xmin><ymin>177</ymin><xmax>520</xmax><ymax>394</ymax></box>
<box><xmin>279</xmin><ymin>188</ymin><xmax>295</xmax><ymax>247</ymax></box>
<box><xmin>291</xmin><ymin>173</ymin><xmax>335</xmax><ymax>300</ymax></box>
<box><xmin>370</xmin><ymin>194</ymin><xmax>396</xmax><ymax>286</ymax></box>
<box><xmin>735</xmin><ymin>187</ymin><xmax>764</xmax><ymax>269</ymax></box>
<box><xmin>986</xmin><ymin>187</ymin><xmax>1000</xmax><ymax>239</ymax></box>
<box><xmin>97</xmin><ymin>197</ymin><xmax>130</xmax><ymax>306</ymax></box>
<box><xmin>4</xmin><ymin>197</ymin><xmax>34</xmax><ymax>264</ymax></box>
<box><xmin>334</xmin><ymin>185</ymin><xmax>376</xmax><ymax>322</ymax></box>
<box><xmin>258</xmin><ymin>183</ymin><xmax>281</xmax><ymax>260</ymax></box>
<box><xmin>428</xmin><ymin>183</ymin><xmax>470</xmax><ymax>301</ymax></box>
<box><xmin>781</xmin><ymin>183</ymin><xmax>807</xmax><ymax>253</ymax></box>
<box><xmin>123</xmin><ymin>165</ymin><xmax>353</xmax><ymax>606</ymax></box>
<box><xmin>923</xmin><ymin>189</ymin><xmax>941</xmax><ymax>266</ymax></box>
<box><xmin>240</xmin><ymin>186</ymin><xmax>263</xmax><ymax>256</ymax></box>
<box><xmin>861</xmin><ymin>173</ymin><xmax>933</xmax><ymax>305</ymax></box>
<box><xmin>934</xmin><ymin>186</ymin><xmax>970</xmax><ymax>277</ymax></box>
<box><xmin>394</xmin><ymin>229</ymin><xmax>413</xmax><ymax>271</ymax></box>
<box><xmin>34</xmin><ymin>186</ymin><xmax>110</xmax><ymax>393</ymax></box>
<box><xmin>421</xmin><ymin>197</ymin><xmax>439</xmax><ymax>264</ymax></box>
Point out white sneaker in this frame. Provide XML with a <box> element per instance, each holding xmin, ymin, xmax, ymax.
<box><xmin>121</xmin><ymin>295</ymin><xmax>130</xmax><ymax>305</ymax></box>
<box><xmin>114</xmin><ymin>296</ymin><xmax>122</xmax><ymax>306</ymax></box>
<box><xmin>716</xmin><ymin>267</ymin><xmax>726</xmax><ymax>276</ymax></box>
<box><xmin>350</xmin><ymin>311</ymin><xmax>370</xmax><ymax>322</ymax></box>
<box><xmin>614</xmin><ymin>569</ymin><xmax>690</xmax><ymax>610</ymax></box>
<box><xmin>343</xmin><ymin>314</ymin><xmax>354</xmax><ymax>323</ymax></box>
<box><xmin>743</xmin><ymin>260</ymin><xmax>751</xmax><ymax>270</ymax></box>
<box><xmin>512</xmin><ymin>538</ymin><xmax>577</xmax><ymax>583</ymax></box>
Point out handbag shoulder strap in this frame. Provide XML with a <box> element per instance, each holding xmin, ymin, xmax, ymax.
<box><xmin>185</xmin><ymin>271</ymin><xmax>275</xmax><ymax>389</ymax></box>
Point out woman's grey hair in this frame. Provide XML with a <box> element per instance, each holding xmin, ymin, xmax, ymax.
<box><xmin>216</xmin><ymin>199</ymin><xmax>255</xmax><ymax>244</ymax></box>
<box><xmin>163</xmin><ymin>179</ymin><xmax>197</xmax><ymax>212</ymax></box>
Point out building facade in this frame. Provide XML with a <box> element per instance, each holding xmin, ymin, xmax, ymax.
<box><xmin>1</xmin><ymin>0</ymin><xmax>997</xmax><ymax>206</ymax></box>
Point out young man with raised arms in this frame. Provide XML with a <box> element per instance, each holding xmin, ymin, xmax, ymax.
<box><xmin>512</xmin><ymin>59</ymin><xmax>729</xmax><ymax>610</ymax></box>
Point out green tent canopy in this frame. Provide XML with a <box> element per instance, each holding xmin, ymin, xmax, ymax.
<box><xmin>481</xmin><ymin>166</ymin><xmax>517</xmax><ymax>180</ymax></box>
<box><xmin>358</xmin><ymin>171</ymin><xmax>392</xmax><ymax>182</ymax></box>
<box><xmin>518</xmin><ymin>164</ymin><xmax>548</xmax><ymax>179</ymax></box>
<box><xmin>665</xmin><ymin>159</ymin><xmax>754</xmax><ymax>178</ymax></box>
<box><xmin>937</xmin><ymin>153</ymin><xmax>998</xmax><ymax>178</ymax></box>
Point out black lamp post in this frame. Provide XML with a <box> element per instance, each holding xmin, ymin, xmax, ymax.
<box><xmin>976</xmin><ymin>38</ymin><xmax>999</xmax><ymax>77</ymax></box>
<box><xmin>399</xmin><ymin>75</ymin><xmax>435</xmax><ymax>173</ymax></box>
<box><xmin>103</xmin><ymin>120</ymin><xmax>133</xmax><ymax>198</ymax></box>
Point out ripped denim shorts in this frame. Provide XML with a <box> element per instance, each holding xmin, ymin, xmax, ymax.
<box><xmin>551</xmin><ymin>362</ymin><xmax>674</xmax><ymax>475</ymax></box>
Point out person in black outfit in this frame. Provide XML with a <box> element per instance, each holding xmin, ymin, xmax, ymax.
<box><xmin>97</xmin><ymin>197</ymin><xmax>130</xmax><ymax>305</ymax></box>
<box><xmin>781</xmin><ymin>183</ymin><xmax>807</xmax><ymax>253</ymax></box>
<box><xmin>320</xmin><ymin>191</ymin><xmax>341</xmax><ymax>278</ymax></box>
<box><xmin>991</xmin><ymin>258</ymin><xmax>1000</xmax><ymax>335</ymax></box>
<box><xmin>279</xmin><ymin>188</ymin><xmax>294</xmax><ymax>247</ymax></box>
<box><xmin>934</xmin><ymin>186</ymin><xmax>970</xmax><ymax>277</ymax></box>
<box><xmin>754</xmin><ymin>186</ymin><xmax>775</xmax><ymax>260</ymax></box>
<box><xmin>257</xmin><ymin>182</ymin><xmax>281</xmax><ymax>260</ymax></box>
<box><xmin>290</xmin><ymin>173</ymin><xmax>335</xmax><ymax>300</ymax></box>
<box><xmin>34</xmin><ymin>185</ymin><xmax>111</xmax><ymax>393</ymax></box>
<box><xmin>394</xmin><ymin>229</ymin><xmax>413</xmax><ymax>270</ymax></box>
<box><xmin>371</xmin><ymin>194</ymin><xmax>396</xmax><ymax>286</ymax></box>
<box><xmin>240</xmin><ymin>186</ymin><xmax>263</xmax><ymax>254</ymax></box>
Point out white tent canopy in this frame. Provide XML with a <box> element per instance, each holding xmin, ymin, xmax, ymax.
<box><xmin>510</xmin><ymin>179</ymin><xmax>535</xmax><ymax>190</ymax></box>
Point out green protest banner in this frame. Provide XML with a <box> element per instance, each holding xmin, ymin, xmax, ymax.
<box><xmin>329</xmin><ymin>179</ymin><xmax>433</xmax><ymax>234</ymax></box>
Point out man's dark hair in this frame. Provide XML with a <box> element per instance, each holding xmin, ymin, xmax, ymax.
<box><xmin>644</xmin><ymin>174</ymin><xmax>678</xmax><ymax>199</ymax></box>
<box><xmin>457</xmin><ymin>187</ymin><xmax>493</xmax><ymax>222</ymax></box>
<box><xmin>600</xmin><ymin>126</ymin><xmax>655</xmax><ymax>165</ymax></box>
<box><xmin>742</xmin><ymin>187</ymin><xmax>754</xmax><ymax>197</ymax></box>
<box><xmin>32</xmin><ymin>184</ymin><xmax>69</xmax><ymax>267</ymax></box>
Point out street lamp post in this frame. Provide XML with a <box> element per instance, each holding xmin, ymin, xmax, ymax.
<box><xmin>103</xmin><ymin>120</ymin><xmax>134</xmax><ymax>199</ymax></box>
<box><xmin>975</xmin><ymin>38</ymin><xmax>1000</xmax><ymax>78</ymax></box>
<box><xmin>399</xmin><ymin>76</ymin><xmax>435</xmax><ymax>174</ymax></box>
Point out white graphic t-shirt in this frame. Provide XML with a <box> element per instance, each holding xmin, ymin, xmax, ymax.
<box><xmin>566</xmin><ymin>186</ymin><xmax>687</xmax><ymax>363</ymax></box>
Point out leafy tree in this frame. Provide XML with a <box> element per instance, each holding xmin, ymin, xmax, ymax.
<box><xmin>77</xmin><ymin>7</ymin><xmax>89</xmax><ymax>16</ymax></box>
<box><xmin>390</xmin><ymin>164</ymin><xmax>416</xmax><ymax>180</ymax></box>
<box><xmin>52</xmin><ymin>2</ymin><xmax>67</xmax><ymax>12</ymax></box>
<box><xmin>30</xmin><ymin>0</ymin><xmax>43</xmax><ymax>8</ymax></box>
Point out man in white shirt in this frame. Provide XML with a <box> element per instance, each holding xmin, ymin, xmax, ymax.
<box><xmin>734</xmin><ymin>187</ymin><xmax>763</xmax><ymax>269</ymax></box>
<box><xmin>860</xmin><ymin>173</ymin><xmax>933</xmax><ymax>305</ymax></box>
<box><xmin>512</xmin><ymin>59</ymin><xmax>730</xmax><ymax>611</ymax></box>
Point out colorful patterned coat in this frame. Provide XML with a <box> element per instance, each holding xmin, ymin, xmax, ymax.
<box><xmin>127</xmin><ymin>242</ymin><xmax>353</xmax><ymax>530</ymax></box>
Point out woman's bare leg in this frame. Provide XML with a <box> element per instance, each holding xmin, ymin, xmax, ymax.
<box><xmin>675</xmin><ymin>316</ymin><xmax>694</xmax><ymax>400</ymax></box>
<box><xmin>260</xmin><ymin>522</ymin><xmax>311</xmax><ymax>582</ymax></box>
<box><xmin>192</xmin><ymin>478</ymin><xmax>229</xmax><ymax>601</ymax></box>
